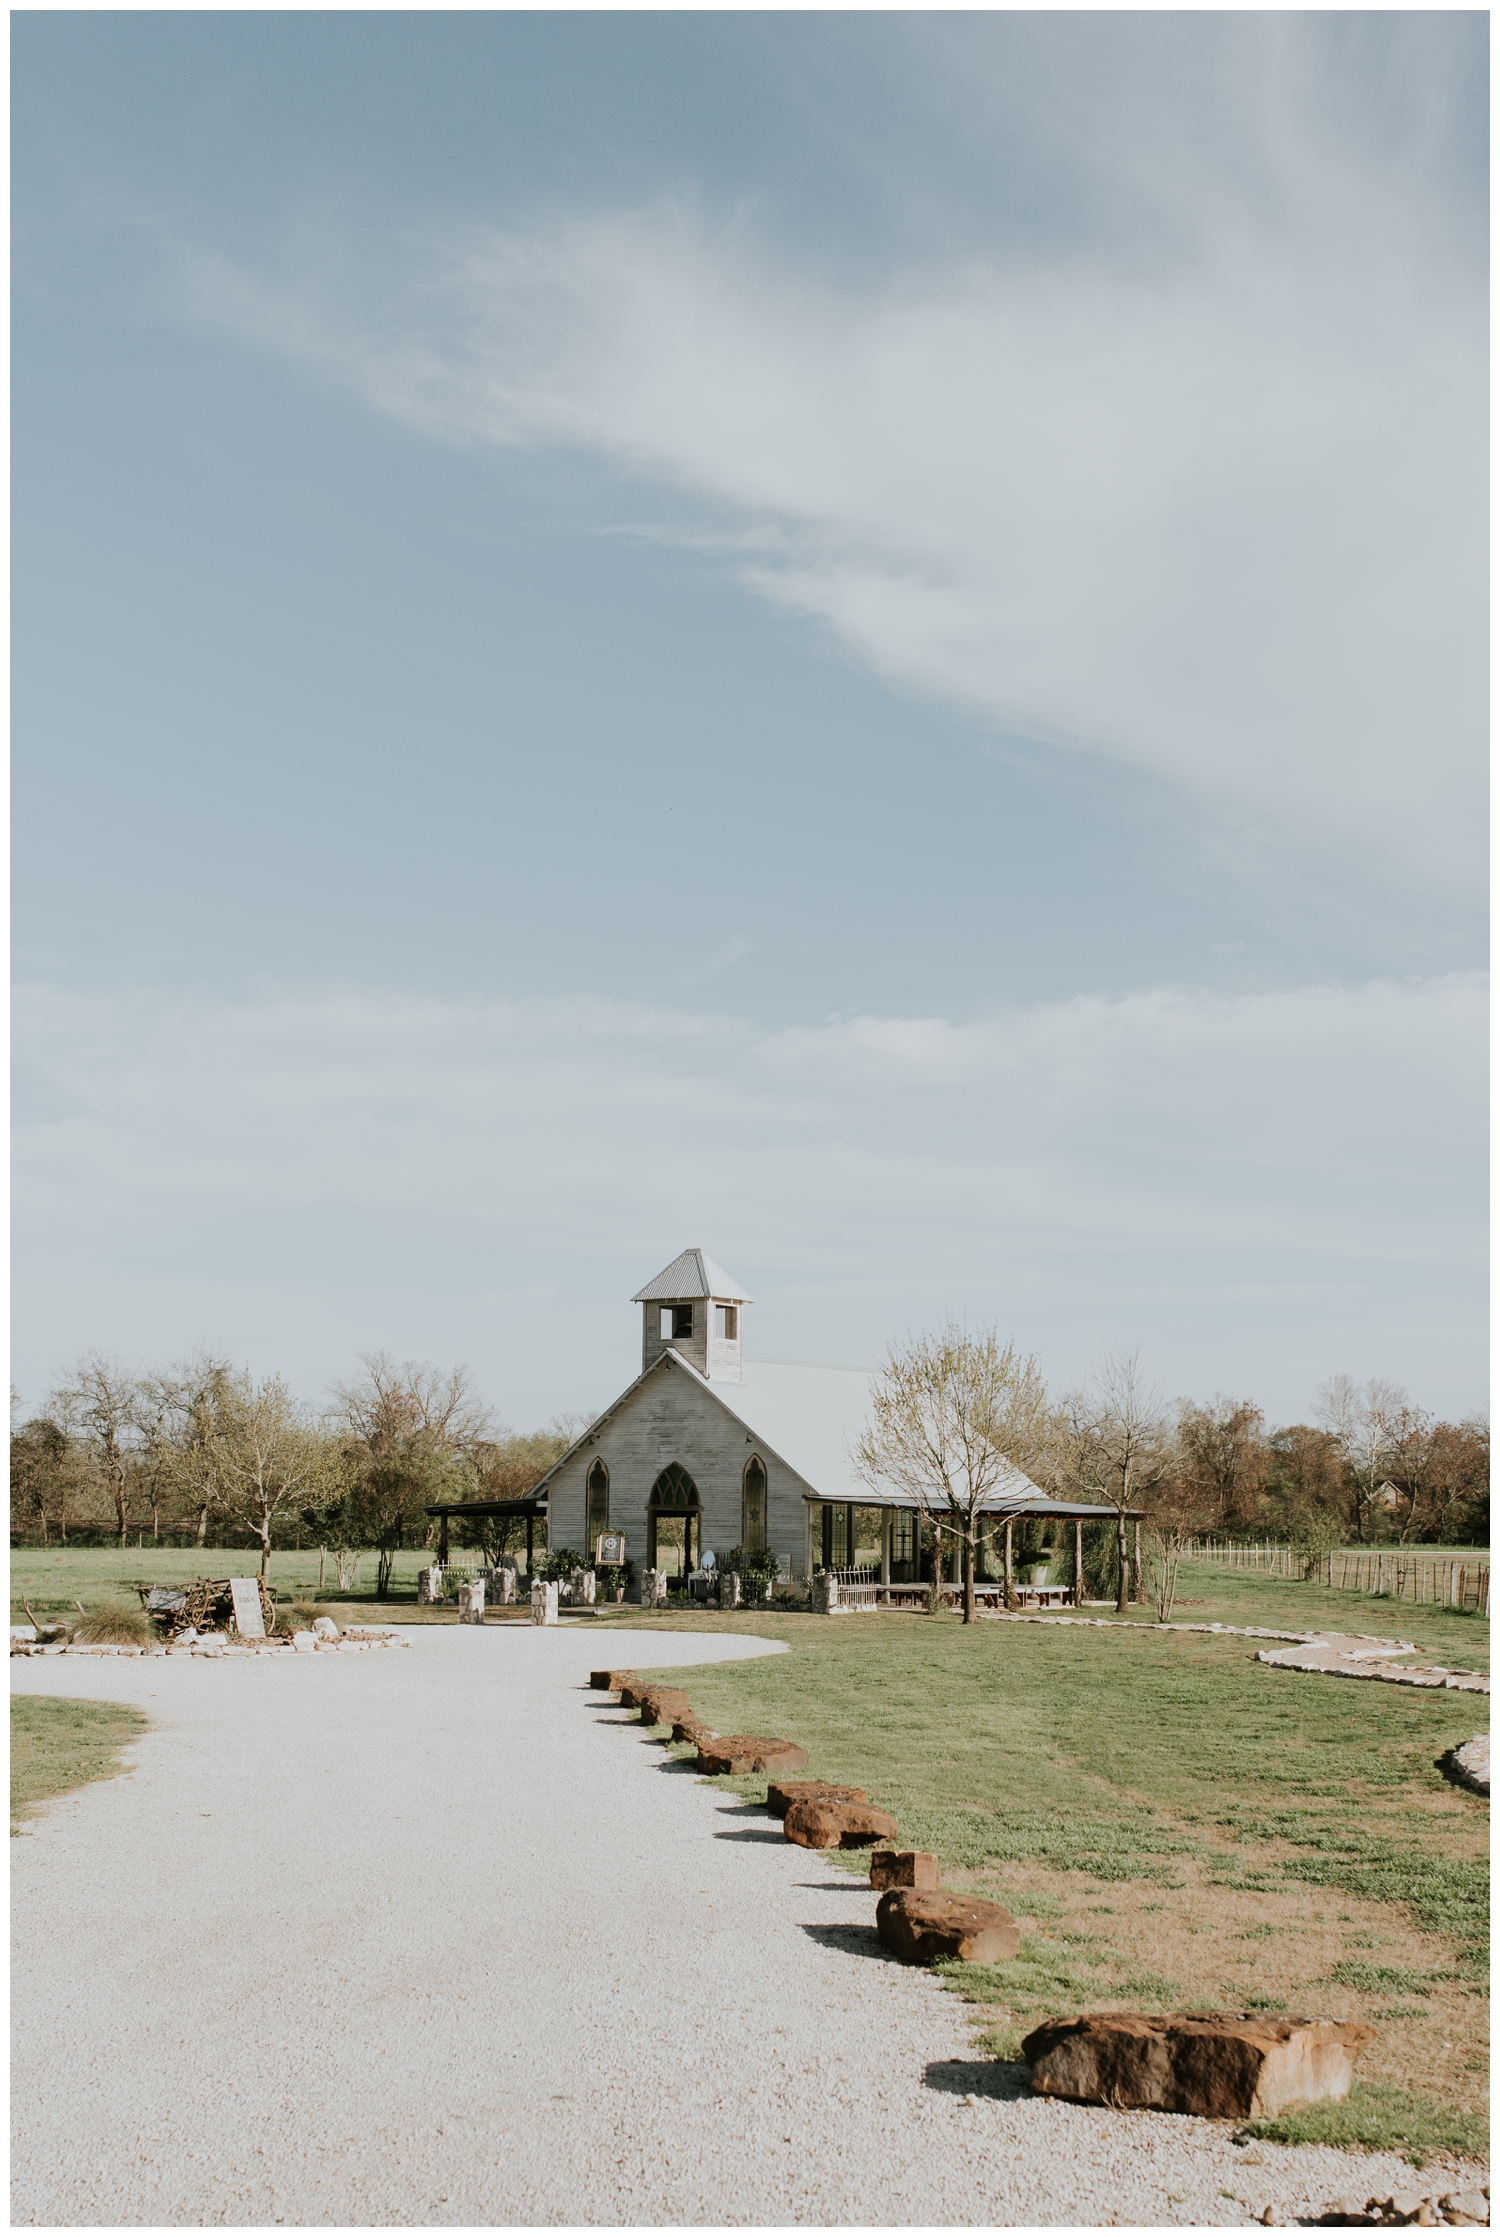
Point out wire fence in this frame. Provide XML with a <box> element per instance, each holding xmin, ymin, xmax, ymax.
<box><xmin>1186</xmin><ymin>1537</ymin><xmax>1489</xmax><ymax>1613</ymax></box>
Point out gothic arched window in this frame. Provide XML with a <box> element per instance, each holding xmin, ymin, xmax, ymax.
<box><xmin>742</xmin><ymin>1456</ymin><xmax>767</xmax><ymax>1553</ymax></box>
<box><xmin>586</xmin><ymin>1459</ymin><xmax>609</xmax><ymax>1552</ymax></box>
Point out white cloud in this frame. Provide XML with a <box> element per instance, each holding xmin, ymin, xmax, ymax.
<box><xmin>13</xmin><ymin>973</ymin><xmax>1486</xmax><ymax>1420</ymax></box>
<box><xmin>180</xmin><ymin>22</ymin><xmax>1484</xmax><ymax>901</ymax></box>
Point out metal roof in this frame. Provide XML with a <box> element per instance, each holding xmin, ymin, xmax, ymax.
<box><xmin>632</xmin><ymin>1247</ymin><xmax>753</xmax><ymax>1303</ymax></box>
<box><xmin>527</xmin><ymin>1348</ymin><xmax>1139</xmax><ymax>1520</ymax></box>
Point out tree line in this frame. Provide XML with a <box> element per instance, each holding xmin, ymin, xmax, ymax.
<box><xmin>9</xmin><ymin>1351</ymin><xmax>589</xmax><ymax>1590</ymax></box>
<box><xmin>11</xmin><ymin>1341</ymin><xmax>1487</xmax><ymax>1608</ymax></box>
<box><xmin>853</xmin><ymin>1332</ymin><xmax>1488</xmax><ymax>1624</ymax></box>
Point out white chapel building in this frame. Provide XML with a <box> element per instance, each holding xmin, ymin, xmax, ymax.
<box><xmin>535</xmin><ymin>1245</ymin><xmax>1063</xmax><ymax>1592</ymax></box>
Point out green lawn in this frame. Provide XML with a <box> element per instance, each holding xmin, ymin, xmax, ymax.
<box><xmin>596</xmin><ymin>1562</ymin><xmax>1487</xmax><ymax>2164</ymax></box>
<box><xmin>9</xmin><ymin>1543</ymin><xmax>434</xmax><ymax>1625</ymax></box>
<box><xmin>11</xmin><ymin>1696</ymin><xmax>151</xmax><ymax>1832</ymax></box>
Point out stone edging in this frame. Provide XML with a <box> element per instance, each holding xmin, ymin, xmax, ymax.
<box><xmin>10</xmin><ymin>1630</ymin><xmax>412</xmax><ymax>1661</ymax></box>
<box><xmin>977</xmin><ymin>1612</ymin><xmax>1490</xmax><ymax>1695</ymax></box>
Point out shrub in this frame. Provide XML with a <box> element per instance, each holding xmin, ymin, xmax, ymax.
<box><xmin>72</xmin><ymin>1602</ymin><xmax>155</xmax><ymax>1647</ymax></box>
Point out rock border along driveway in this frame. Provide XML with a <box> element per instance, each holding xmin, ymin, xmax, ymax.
<box><xmin>11</xmin><ymin>1626</ymin><xmax>1474</xmax><ymax>2227</ymax></box>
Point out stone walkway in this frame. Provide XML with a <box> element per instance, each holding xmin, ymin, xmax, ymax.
<box><xmin>11</xmin><ymin>1626</ymin><xmax>1464</xmax><ymax>2226</ymax></box>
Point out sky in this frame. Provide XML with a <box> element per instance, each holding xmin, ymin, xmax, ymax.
<box><xmin>12</xmin><ymin>11</ymin><xmax>1488</xmax><ymax>1429</ymax></box>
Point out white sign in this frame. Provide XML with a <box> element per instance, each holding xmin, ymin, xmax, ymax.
<box><xmin>596</xmin><ymin>1533</ymin><xmax>626</xmax><ymax>1566</ymax></box>
<box><xmin>229</xmin><ymin>1577</ymin><xmax>266</xmax><ymax>1639</ymax></box>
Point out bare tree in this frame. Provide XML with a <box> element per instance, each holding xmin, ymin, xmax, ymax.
<box><xmin>459</xmin><ymin>1426</ymin><xmax>576</xmax><ymax>1565</ymax></box>
<box><xmin>1053</xmin><ymin>1352</ymin><xmax>1172</xmax><ymax>1614</ymax></box>
<box><xmin>852</xmin><ymin>1324</ymin><xmax>1052</xmax><ymax>1625</ymax></box>
<box><xmin>1316</xmin><ymin>1374</ymin><xmax>1408</xmax><ymax>1541</ymax></box>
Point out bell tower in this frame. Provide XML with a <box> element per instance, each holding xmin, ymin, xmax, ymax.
<box><xmin>633</xmin><ymin>1247</ymin><xmax>752</xmax><ymax>1384</ymax></box>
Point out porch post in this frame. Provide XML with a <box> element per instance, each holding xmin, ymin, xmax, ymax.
<box><xmin>1073</xmin><ymin>1519</ymin><xmax>1083</xmax><ymax>1605</ymax></box>
<box><xmin>1132</xmin><ymin>1519</ymin><xmax>1142</xmax><ymax>1603</ymax></box>
<box><xmin>526</xmin><ymin>1513</ymin><xmax>534</xmax><ymax>1576</ymax></box>
<box><xmin>846</xmin><ymin>1503</ymin><xmax>856</xmax><ymax>1574</ymax></box>
<box><xmin>438</xmin><ymin>1511</ymin><xmax>450</xmax><ymax>1564</ymax></box>
<box><xmin>1003</xmin><ymin>1516</ymin><xmax>1014</xmax><ymax>1602</ymax></box>
<box><xmin>881</xmin><ymin>1510</ymin><xmax>892</xmax><ymax>1586</ymax></box>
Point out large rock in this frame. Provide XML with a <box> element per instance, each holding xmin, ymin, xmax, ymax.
<box><xmin>766</xmin><ymin>1778</ymin><xmax>868</xmax><ymax>1820</ymax></box>
<box><xmin>1020</xmin><ymin>2011</ymin><xmax>1377</xmax><ymax>2119</ymax></box>
<box><xmin>870</xmin><ymin>1850</ymin><xmax>941</xmax><ymax>1890</ymax></box>
<box><xmin>785</xmin><ymin>1800</ymin><xmax>900</xmax><ymax>1850</ymax></box>
<box><xmin>672</xmin><ymin>1719</ymin><xmax>715</xmax><ymax>1745</ymax></box>
<box><xmin>697</xmin><ymin>1736</ymin><xmax>809</xmax><ymax>1777</ymax></box>
<box><xmin>638</xmin><ymin>1687</ymin><xmax>691</xmax><ymax>1727</ymax></box>
<box><xmin>591</xmin><ymin>1669</ymin><xmax>638</xmax><ymax>1692</ymax></box>
<box><xmin>877</xmin><ymin>1889</ymin><xmax>1019</xmax><ymax>1963</ymax></box>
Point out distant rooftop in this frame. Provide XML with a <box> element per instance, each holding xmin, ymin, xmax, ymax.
<box><xmin>632</xmin><ymin>1247</ymin><xmax>753</xmax><ymax>1304</ymax></box>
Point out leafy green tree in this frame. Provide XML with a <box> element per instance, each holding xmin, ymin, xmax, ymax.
<box><xmin>183</xmin><ymin>1370</ymin><xmax>343</xmax><ymax>1578</ymax></box>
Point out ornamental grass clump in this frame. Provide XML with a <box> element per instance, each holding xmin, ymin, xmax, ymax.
<box><xmin>72</xmin><ymin>1601</ymin><xmax>155</xmax><ymax>1647</ymax></box>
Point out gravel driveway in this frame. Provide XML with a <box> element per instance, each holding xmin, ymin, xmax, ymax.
<box><xmin>12</xmin><ymin>1625</ymin><xmax>1440</xmax><ymax>2226</ymax></box>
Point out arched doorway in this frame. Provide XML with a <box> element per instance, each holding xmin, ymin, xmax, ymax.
<box><xmin>648</xmin><ymin>1463</ymin><xmax>701</xmax><ymax>1578</ymax></box>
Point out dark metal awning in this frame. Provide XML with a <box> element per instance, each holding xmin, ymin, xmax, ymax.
<box><xmin>425</xmin><ymin>1497</ymin><xmax>549</xmax><ymax>1519</ymax></box>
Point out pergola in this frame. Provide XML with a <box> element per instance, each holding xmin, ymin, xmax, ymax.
<box><xmin>807</xmin><ymin>1490</ymin><xmax>1144</xmax><ymax>1601</ymax></box>
<box><xmin>424</xmin><ymin>1495</ymin><xmax>548</xmax><ymax>1571</ymax></box>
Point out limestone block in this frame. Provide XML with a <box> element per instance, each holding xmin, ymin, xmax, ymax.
<box><xmin>878</xmin><ymin>1890</ymin><xmax>1019</xmax><ymax>1964</ymax></box>
<box><xmin>416</xmin><ymin>1567</ymin><xmax>443</xmax><ymax>1606</ymax></box>
<box><xmin>530</xmin><ymin>1580</ymin><xmax>559</xmax><ymax>1627</ymax></box>
<box><xmin>766</xmin><ymin>1778</ymin><xmax>868</xmax><ymax>1820</ymax></box>
<box><xmin>458</xmin><ymin>1581</ymin><xmax>486</xmax><ymax>1625</ymax></box>
<box><xmin>639</xmin><ymin>1569</ymin><xmax>669</xmax><ymax>1609</ymax></box>
<box><xmin>313</xmin><ymin>1617</ymin><xmax>340</xmax><ymax>1640</ymax></box>
<box><xmin>784</xmin><ymin>1799</ymin><xmax>900</xmax><ymax>1850</ymax></box>
<box><xmin>698</xmin><ymin>1735</ymin><xmax>809</xmax><ymax>1776</ymax></box>
<box><xmin>1020</xmin><ymin>2011</ymin><xmax>1376</xmax><ymax>2119</ymax></box>
<box><xmin>870</xmin><ymin>1850</ymin><xmax>941</xmax><ymax>1890</ymax></box>
<box><xmin>568</xmin><ymin>1569</ymin><xmax>596</xmax><ymax>1606</ymax></box>
<box><xmin>638</xmin><ymin>1686</ymin><xmax>691</xmax><ymax>1728</ymax></box>
<box><xmin>719</xmin><ymin>1571</ymin><xmax>742</xmax><ymax>1609</ymax></box>
<box><xmin>497</xmin><ymin>1565</ymin><xmax>518</xmax><ymax>1605</ymax></box>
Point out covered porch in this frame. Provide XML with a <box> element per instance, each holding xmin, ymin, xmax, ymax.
<box><xmin>804</xmin><ymin>1492</ymin><xmax>1144</xmax><ymax>1607</ymax></box>
<box><xmin>424</xmin><ymin>1494</ymin><xmax>549</xmax><ymax>1575</ymax></box>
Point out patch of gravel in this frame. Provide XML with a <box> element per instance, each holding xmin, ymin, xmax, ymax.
<box><xmin>11</xmin><ymin>1628</ymin><xmax>1480</xmax><ymax>2227</ymax></box>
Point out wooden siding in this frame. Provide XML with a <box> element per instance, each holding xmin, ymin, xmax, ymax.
<box><xmin>548</xmin><ymin>1360</ymin><xmax>809</xmax><ymax>1585</ymax></box>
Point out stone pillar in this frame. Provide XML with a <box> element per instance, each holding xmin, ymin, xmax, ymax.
<box><xmin>811</xmin><ymin>1568</ymin><xmax>838</xmax><ymax>1615</ymax></box>
<box><xmin>498</xmin><ymin>1563</ymin><xmax>517</xmax><ymax>1605</ymax></box>
<box><xmin>720</xmin><ymin>1570</ymin><xmax>742</xmax><ymax>1610</ymax></box>
<box><xmin>417</xmin><ymin>1566</ymin><xmax>443</xmax><ymax>1606</ymax></box>
<box><xmin>530</xmin><ymin>1580</ymin><xmax>558</xmax><ymax>1626</ymax></box>
<box><xmin>640</xmin><ymin>1568</ymin><xmax>668</xmax><ymax>1609</ymax></box>
<box><xmin>570</xmin><ymin>1568</ymin><xmax>596</xmax><ymax>1606</ymax></box>
<box><xmin>458</xmin><ymin>1580</ymin><xmax>486</xmax><ymax>1625</ymax></box>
